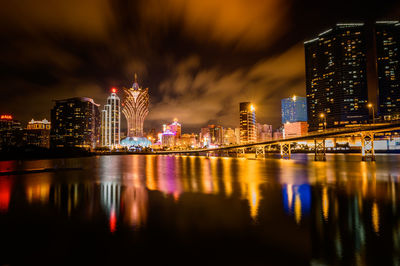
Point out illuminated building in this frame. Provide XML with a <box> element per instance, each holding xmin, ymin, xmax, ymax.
<box><xmin>256</xmin><ymin>123</ymin><xmax>273</xmax><ymax>142</ymax></box>
<box><xmin>281</xmin><ymin>96</ymin><xmax>307</xmax><ymax>124</ymax></box>
<box><xmin>0</xmin><ymin>114</ymin><xmax>23</xmax><ymax>149</ymax></box>
<box><xmin>200</xmin><ymin>127</ymin><xmax>210</xmax><ymax>147</ymax></box>
<box><xmin>159</xmin><ymin>119</ymin><xmax>182</xmax><ymax>148</ymax></box>
<box><xmin>234</xmin><ymin>128</ymin><xmax>240</xmax><ymax>144</ymax></box>
<box><xmin>305</xmin><ymin>23</ymin><xmax>369</xmax><ymax>131</ymax></box>
<box><xmin>223</xmin><ymin>128</ymin><xmax>238</xmax><ymax>145</ymax></box>
<box><xmin>273</xmin><ymin>128</ymin><xmax>284</xmax><ymax>140</ymax></box>
<box><xmin>208</xmin><ymin>125</ymin><xmax>224</xmax><ymax>146</ymax></box>
<box><xmin>0</xmin><ymin>115</ymin><xmax>21</xmax><ymax>130</ymax></box>
<box><xmin>178</xmin><ymin>133</ymin><xmax>197</xmax><ymax>148</ymax></box>
<box><xmin>199</xmin><ymin>125</ymin><xmax>224</xmax><ymax>146</ymax></box>
<box><xmin>50</xmin><ymin>97</ymin><xmax>100</xmax><ymax>150</ymax></box>
<box><xmin>24</xmin><ymin>119</ymin><xmax>51</xmax><ymax>148</ymax></box>
<box><xmin>101</xmin><ymin>88</ymin><xmax>121</xmax><ymax>149</ymax></box>
<box><xmin>120</xmin><ymin>137</ymin><xmax>151</xmax><ymax>148</ymax></box>
<box><xmin>167</xmin><ymin>119</ymin><xmax>181</xmax><ymax>138</ymax></box>
<box><xmin>283</xmin><ymin>121</ymin><xmax>308</xmax><ymax>138</ymax></box>
<box><xmin>239</xmin><ymin>102</ymin><xmax>256</xmax><ymax>144</ymax></box>
<box><xmin>375</xmin><ymin>21</ymin><xmax>400</xmax><ymax>120</ymax></box>
<box><xmin>27</xmin><ymin>119</ymin><xmax>51</xmax><ymax>130</ymax></box>
<box><xmin>121</xmin><ymin>74</ymin><xmax>150</xmax><ymax>149</ymax></box>
<box><xmin>161</xmin><ymin>130</ymin><xmax>175</xmax><ymax>147</ymax></box>
<box><xmin>122</xmin><ymin>74</ymin><xmax>149</xmax><ymax>138</ymax></box>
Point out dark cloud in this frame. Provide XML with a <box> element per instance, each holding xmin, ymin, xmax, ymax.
<box><xmin>0</xmin><ymin>0</ymin><xmax>399</xmax><ymax>133</ymax></box>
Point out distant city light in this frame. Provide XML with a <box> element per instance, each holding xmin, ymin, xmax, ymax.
<box><xmin>0</xmin><ymin>115</ymin><xmax>13</xmax><ymax>120</ymax></box>
<box><xmin>250</xmin><ymin>105</ymin><xmax>255</xmax><ymax>111</ymax></box>
<box><xmin>111</xmin><ymin>87</ymin><xmax>117</xmax><ymax>93</ymax></box>
<box><xmin>292</xmin><ymin>95</ymin><xmax>297</xmax><ymax>101</ymax></box>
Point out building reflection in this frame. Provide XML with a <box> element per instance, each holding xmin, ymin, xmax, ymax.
<box><xmin>100</xmin><ymin>182</ymin><xmax>121</xmax><ymax>232</ymax></box>
<box><xmin>24</xmin><ymin>173</ymin><xmax>52</xmax><ymax>205</ymax></box>
<box><xmin>11</xmin><ymin>154</ymin><xmax>400</xmax><ymax>264</ymax></box>
<box><xmin>282</xmin><ymin>184</ymin><xmax>311</xmax><ymax>224</ymax></box>
<box><xmin>0</xmin><ymin>176</ymin><xmax>12</xmax><ymax>213</ymax></box>
<box><xmin>309</xmin><ymin>161</ymin><xmax>400</xmax><ymax>265</ymax></box>
<box><xmin>142</xmin><ymin>156</ymin><xmax>263</xmax><ymax>220</ymax></box>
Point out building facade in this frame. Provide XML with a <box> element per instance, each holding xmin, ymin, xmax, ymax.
<box><xmin>122</xmin><ymin>74</ymin><xmax>149</xmax><ymax>138</ymax></box>
<box><xmin>101</xmin><ymin>88</ymin><xmax>121</xmax><ymax>149</ymax></box>
<box><xmin>283</xmin><ymin>121</ymin><xmax>308</xmax><ymax>139</ymax></box>
<box><xmin>256</xmin><ymin>123</ymin><xmax>273</xmax><ymax>142</ymax></box>
<box><xmin>305</xmin><ymin>23</ymin><xmax>369</xmax><ymax>132</ymax></box>
<box><xmin>281</xmin><ymin>96</ymin><xmax>307</xmax><ymax>124</ymax></box>
<box><xmin>0</xmin><ymin>115</ymin><xmax>22</xmax><ymax>149</ymax></box>
<box><xmin>50</xmin><ymin>97</ymin><xmax>100</xmax><ymax>150</ymax></box>
<box><xmin>223</xmin><ymin>128</ymin><xmax>238</xmax><ymax>145</ymax></box>
<box><xmin>208</xmin><ymin>125</ymin><xmax>224</xmax><ymax>146</ymax></box>
<box><xmin>305</xmin><ymin>21</ymin><xmax>400</xmax><ymax>130</ymax></box>
<box><xmin>167</xmin><ymin>119</ymin><xmax>182</xmax><ymax>138</ymax></box>
<box><xmin>25</xmin><ymin>119</ymin><xmax>51</xmax><ymax>148</ymax></box>
<box><xmin>375</xmin><ymin>21</ymin><xmax>400</xmax><ymax>120</ymax></box>
<box><xmin>239</xmin><ymin>102</ymin><xmax>256</xmax><ymax>144</ymax></box>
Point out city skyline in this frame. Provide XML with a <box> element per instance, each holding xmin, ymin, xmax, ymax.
<box><xmin>1</xmin><ymin>0</ymin><xmax>400</xmax><ymax>132</ymax></box>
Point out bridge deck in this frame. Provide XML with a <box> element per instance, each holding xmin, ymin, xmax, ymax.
<box><xmin>155</xmin><ymin>122</ymin><xmax>400</xmax><ymax>155</ymax></box>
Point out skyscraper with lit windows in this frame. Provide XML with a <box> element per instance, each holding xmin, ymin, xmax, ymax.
<box><xmin>239</xmin><ymin>102</ymin><xmax>256</xmax><ymax>144</ymax></box>
<box><xmin>101</xmin><ymin>88</ymin><xmax>121</xmax><ymax>148</ymax></box>
<box><xmin>50</xmin><ymin>97</ymin><xmax>100</xmax><ymax>150</ymax></box>
<box><xmin>281</xmin><ymin>96</ymin><xmax>307</xmax><ymax>124</ymax></box>
<box><xmin>305</xmin><ymin>23</ymin><xmax>369</xmax><ymax>131</ymax></box>
<box><xmin>375</xmin><ymin>21</ymin><xmax>400</xmax><ymax>120</ymax></box>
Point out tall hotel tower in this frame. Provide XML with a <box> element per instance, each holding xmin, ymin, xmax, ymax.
<box><xmin>122</xmin><ymin>74</ymin><xmax>149</xmax><ymax>137</ymax></box>
<box><xmin>305</xmin><ymin>23</ymin><xmax>369</xmax><ymax>131</ymax></box>
<box><xmin>375</xmin><ymin>21</ymin><xmax>400</xmax><ymax>120</ymax></box>
<box><xmin>101</xmin><ymin>88</ymin><xmax>121</xmax><ymax>148</ymax></box>
<box><xmin>305</xmin><ymin>21</ymin><xmax>400</xmax><ymax>131</ymax></box>
<box><xmin>50</xmin><ymin>97</ymin><xmax>100</xmax><ymax>150</ymax></box>
<box><xmin>239</xmin><ymin>102</ymin><xmax>256</xmax><ymax>144</ymax></box>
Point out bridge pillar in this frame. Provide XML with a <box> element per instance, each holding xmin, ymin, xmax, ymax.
<box><xmin>314</xmin><ymin>138</ymin><xmax>326</xmax><ymax>161</ymax></box>
<box><xmin>266</xmin><ymin>145</ymin><xmax>272</xmax><ymax>152</ymax></box>
<box><xmin>255</xmin><ymin>146</ymin><xmax>265</xmax><ymax>159</ymax></box>
<box><xmin>236</xmin><ymin>148</ymin><xmax>245</xmax><ymax>158</ymax></box>
<box><xmin>361</xmin><ymin>132</ymin><xmax>375</xmax><ymax>161</ymax></box>
<box><xmin>280</xmin><ymin>143</ymin><xmax>291</xmax><ymax>159</ymax></box>
<box><xmin>222</xmin><ymin>150</ymin><xmax>229</xmax><ymax>157</ymax></box>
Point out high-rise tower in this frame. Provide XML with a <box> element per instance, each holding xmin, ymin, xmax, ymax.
<box><xmin>281</xmin><ymin>96</ymin><xmax>308</xmax><ymax>124</ymax></box>
<box><xmin>50</xmin><ymin>97</ymin><xmax>100</xmax><ymax>150</ymax></box>
<box><xmin>304</xmin><ymin>23</ymin><xmax>369</xmax><ymax>131</ymax></box>
<box><xmin>122</xmin><ymin>74</ymin><xmax>149</xmax><ymax>137</ymax></box>
<box><xmin>239</xmin><ymin>102</ymin><xmax>256</xmax><ymax>144</ymax></box>
<box><xmin>375</xmin><ymin>21</ymin><xmax>400</xmax><ymax>119</ymax></box>
<box><xmin>101</xmin><ymin>88</ymin><xmax>121</xmax><ymax>148</ymax></box>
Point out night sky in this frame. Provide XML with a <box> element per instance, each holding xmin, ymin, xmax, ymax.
<box><xmin>1</xmin><ymin>0</ymin><xmax>399</xmax><ymax>132</ymax></box>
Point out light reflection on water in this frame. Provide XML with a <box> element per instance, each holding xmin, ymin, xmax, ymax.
<box><xmin>0</xmin><ymin>154</ymin><xmax>400</xmax><ymax>265</ymax></box>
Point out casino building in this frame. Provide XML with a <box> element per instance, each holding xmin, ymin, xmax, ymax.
<box><xmin>121</xmin><ymin>74</ymin><xmax>151</xmax><ymax>148</ymax></box>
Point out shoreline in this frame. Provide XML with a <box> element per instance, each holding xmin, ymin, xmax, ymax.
<box><xmin>1</xmin><ymin>149</ymin><xmax>400</xmax><ymax>161</ymax></box>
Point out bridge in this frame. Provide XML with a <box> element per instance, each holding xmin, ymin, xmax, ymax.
<box><xmin>154</xmin><ymin>121</ymin><xmax>400</xmax><ymax>161</ymax></box>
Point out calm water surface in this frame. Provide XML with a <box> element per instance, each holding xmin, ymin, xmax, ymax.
<box><xmin>1</xmin><ymin>154</ymin><xmax>400</xmax><ymax>265</ymax></box>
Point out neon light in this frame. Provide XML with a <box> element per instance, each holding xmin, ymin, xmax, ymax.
<box><xmin>0</xmin><ymin>115</ymin><xmax>12</xmax><ymax>120</ymax></box>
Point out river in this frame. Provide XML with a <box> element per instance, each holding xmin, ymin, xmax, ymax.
<box><xmin>0</xmin><ymin>154</ymin><xmax>399</xmax><ymax>265</ymax></box>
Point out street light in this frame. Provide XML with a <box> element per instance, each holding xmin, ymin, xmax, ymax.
<box><xmin>320</xmin><ymin>113</ymin><xmax>327</xmax><ymax>131</ymax></box>
<box><xmin>367</xmin><ymin>103</ymin><xmax>375</xmax><ymax>124</ymax></box>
